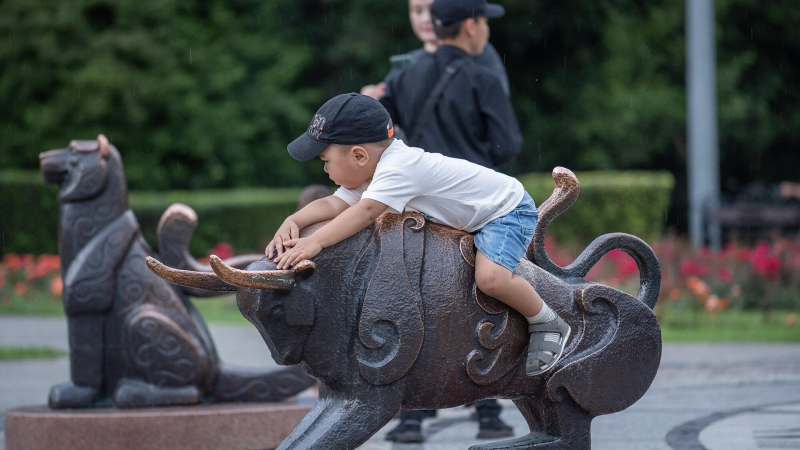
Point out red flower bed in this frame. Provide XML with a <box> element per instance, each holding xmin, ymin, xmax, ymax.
<box><xmin>1</xmin><ymin>253</ymin><xmax>62</xmax><ymax>303</ymax></box>
<box><xmin>568</xmin><ymin>236</ymin><xmax>800</xmax><ymax>317</ymax></box>
<box><xmin>3</xmin><ymin>239</ymin><xmax>799</xmax><ymax>321</ymax></box>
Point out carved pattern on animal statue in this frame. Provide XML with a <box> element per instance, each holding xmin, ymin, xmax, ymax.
<box><xmin>356</xmin><ymin>213</ymin><xmax>426</xmax><ymax>386</ymax></box>
<box><xmin>127</xmin><ymin>307</ymin><xmax>207</xmax><ymax>387</ymax></box>
<box><xmin>459</xmin><ymin>235</ymin><xmax>527</xmax><ymax>386</ymax></box>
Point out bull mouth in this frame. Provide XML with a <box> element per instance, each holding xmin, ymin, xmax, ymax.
<box><xmin>42</xmin><ymin>169</ymin><xmax>68</xmax><ymax>186</ymax></box>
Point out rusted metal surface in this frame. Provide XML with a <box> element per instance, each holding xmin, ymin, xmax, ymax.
<box><xmin>151</xmin><ymin>166</ymin><xmax>662</xmax><ymax>449</ymax></box>
<box><xmin>40</xmin><ymin>135</ymin><xmax>314</xmax><ymax>409</ymax></box>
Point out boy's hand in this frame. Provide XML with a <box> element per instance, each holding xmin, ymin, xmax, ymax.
<box><xmin>273</xmin><ymin>237</ymin><xmax>322</xmax><ymax>269</ymax></box>
<box><xmin>266</xmin><ymin>219</ymin><xmax>301</xmax><ymax>258</ymax></box>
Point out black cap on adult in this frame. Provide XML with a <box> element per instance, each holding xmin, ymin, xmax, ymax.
<box><xmin>430</xmin><ymin>0</ymin><xmax>505</xmax><ymax>27</ymax></box>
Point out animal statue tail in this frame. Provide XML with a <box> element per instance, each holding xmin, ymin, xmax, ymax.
<box><xmin>527</xmin><ymin>167</ymin><xmax>661</xmax><ymax>309</ymax></box>
<box><xmin>212</xmin><ymin>363</ymin><xmax>315</xmax><ymax>402</ymax></box>
<box><xmin>157</xmin><ymin>204</ymin><xmax>317</xmax><ymax>400</ymax></box>
<box><xmin>156</xmin><ymin>203</ymin><xmax>263</xmax><ymax>298</ymax></box>
<box><xmin>528</xmin><ymin>167</ymin><xmax>662</xmax><ymax>416</ymax></box>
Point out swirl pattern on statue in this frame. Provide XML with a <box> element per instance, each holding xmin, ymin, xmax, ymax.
<box><xmin>127</xmin><ymin>307</ymin><xmax>207</xmax><ymax>387</ymax></box>
<box><xmin>356</xmin><ymin>214</ymin><xmax>425</xmax><ymax>386</ymax></box>
<box><xmin>455</xmin><ymin>235</ymin><xmax>528</xmax><ymax>385</ymax></box>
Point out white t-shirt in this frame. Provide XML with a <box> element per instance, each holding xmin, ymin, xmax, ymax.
<box><xmin>333</xmin><ymin>139</ymin><xmax>524</xmax><ymax>233</ymax></box>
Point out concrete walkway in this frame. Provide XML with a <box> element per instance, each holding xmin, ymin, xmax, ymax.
<box><xmin>1</xmin><ymin>316</ymin><xmax>799</xmax><ymax>450</ymax></box>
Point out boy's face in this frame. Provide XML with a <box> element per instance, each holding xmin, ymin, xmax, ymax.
<box><xmin>319</xmin><ymin>144</ymin><xmax>374</xmax><ymax>190</ymax></box>
<box><xmin>471</xmin><ymin>16</ymin><xmax>490</xmax><ymax>54</ymax></box>
<box><xmin>409</xmin><ymin>0</ymin><xmax>436</xmax><ymax>45</ymax></box>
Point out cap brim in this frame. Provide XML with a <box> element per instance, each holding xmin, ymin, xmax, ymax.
<box><xmin>485</xmin><ymin>4</ymin><xmax>505</xmax><ymax>19</ymax></box>
<box><xmin>287</xmin><ymin>133</ymin><xmax>330</xmax><ymax>162</ymax></box>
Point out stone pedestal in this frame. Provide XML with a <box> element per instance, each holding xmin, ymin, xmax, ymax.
<box><xmin>5</xmin><ymin>403</ymin><xmax>311</xmax><ymax>450</ymax></box>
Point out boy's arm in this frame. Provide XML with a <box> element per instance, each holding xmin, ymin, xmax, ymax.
<box><xmin>273</xmin><ymin>199</ymin><xmax>388</xmax><ymax>269</ymax></box>
<box><xmin>266</xmin><ymin>195</ymin><xmax>349</xmax><ymax>258</ymax></box>
<box><xmin>291</xmin><ymin>195</ymin><xmax>350</xmax><ymax>230</ymax></box>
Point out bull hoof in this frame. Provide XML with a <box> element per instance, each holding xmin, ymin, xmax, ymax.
<box><xmin>468</xmin><ymin>432</ymin><xmax>559</xmax><ymax>449</ymax></box>
<box><xmin>48</xmin><ymin>382</ymin><xmax>99</xmax><ymax>409</ymax></box>
<box><xmin>113</xmin><ymin>378</ymin><xmax>200</xmax><ymax>408</ymax></box>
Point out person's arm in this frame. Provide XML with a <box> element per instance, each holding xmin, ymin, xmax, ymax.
<box><xmin>477</xmin><ymin>74</ymin><xmax>522</xmax><ymax>167</ymax></box>
<box><xmin>265</xmin><ymin>195</ymin><xmax>349</xmax><ymax>258</ymax></box>
<box><xmin>273</xmin><ymin>199</ymin><xmax>389</xmax><ymax>269</ymax></box>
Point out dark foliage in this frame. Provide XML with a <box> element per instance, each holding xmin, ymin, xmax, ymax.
<box><xmin>1</xmin><ymin>0</ymin><xmax>797</xmax><ymax>232</ymax></box>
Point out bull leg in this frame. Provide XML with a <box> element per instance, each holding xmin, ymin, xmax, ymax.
<box><xmin>468</xmin><ymin>395</ymin><xmax>592</xmax><ymax>450</ymax></box>
<box><xmin>278</xmin><ymin>387</ymin><xmax>401</xmax><ymax>450</ymax></box>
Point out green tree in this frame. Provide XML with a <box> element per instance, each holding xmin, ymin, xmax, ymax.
<box><xmin>1</xmin><ymin>0</ymin><xmax>799</xmax><ymax>235</ymax></box>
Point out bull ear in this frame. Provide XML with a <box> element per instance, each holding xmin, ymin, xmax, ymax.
<box><xmin>97</xmin><ymin>134</ymin><xmax>110</xmax><ymax>159</ymax></box>
<box><xmin>292</xmin><ymin>260</ymin><xmax>316</xmax><ymax>281</ymax></box>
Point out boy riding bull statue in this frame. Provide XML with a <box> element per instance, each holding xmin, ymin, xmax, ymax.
<box><xmin>148</xmin><ymin>94</ymin><xmax>662</xmax><ymax>449</ymax></box>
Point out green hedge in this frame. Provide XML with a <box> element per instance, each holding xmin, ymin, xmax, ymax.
<box><xmin>0</xmin><ymin>170</ymin><xmax>299</xmax><ymax>256</ymax></box>
<box><xmin>520</xmin><ymin>171</ymin><xmax>675</xmax><ymax>244</ymax></box>
<box><xmin>0</xmin><ymin>170</ymin><xmax>673</xmax><ymax>256</ymax></box>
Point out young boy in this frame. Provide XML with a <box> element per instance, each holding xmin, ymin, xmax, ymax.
<box><xmin>265</xmin><ymin>93</ymin><xmax>570</xmax><ymax>377</ymax></box>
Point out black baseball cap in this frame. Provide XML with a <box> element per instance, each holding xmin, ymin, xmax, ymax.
<box><xmin>287</xmin><ymin>93</ymin><xmax>394</xmax><ymax>161</ymax></box>
<box><xmin>431</xmin><ymin>0</ymin><xmax>505</xmax><ymax>27</ymax></box>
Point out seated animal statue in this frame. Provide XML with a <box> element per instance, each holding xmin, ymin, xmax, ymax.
<box><xmin>40</xmin><ymin>135</ymin><xmax>314</xmax><ymax>408</ymax></box>
<box><xmin>148</xmin><ymin>167</ymin><xmax>662</xmax><ymax>449</ymax></box>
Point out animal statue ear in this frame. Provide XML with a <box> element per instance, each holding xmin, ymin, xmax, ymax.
<box><xmin>292</xmin><ymin>260</ymin><xmax>316</xmax><ymax>281</ymax></box>
<box><xmin>97</xmin><ymin>134</ymin><xmax>110</xmax><ymax>159</ymax></box>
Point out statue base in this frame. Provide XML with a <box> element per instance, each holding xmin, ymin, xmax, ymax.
<box><xmin>5</xmin><ymin>403</ymin><xmax>311</xmax><ymax>450</ymax></box>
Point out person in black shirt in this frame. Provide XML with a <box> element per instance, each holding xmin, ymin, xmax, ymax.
<box><xmin>377</xmin><ymin>0</ymin><xmax>520</xmax><ymax>444</ymax></box>
<box><xmin>360</xmin><ymin>0</ymin><xmax>509</xmax><ymax>99</ymax></box>
<box><xmin>378</xmin><ymin>0</ymin><xmax>522</xmax><ymax>170</ymax></box>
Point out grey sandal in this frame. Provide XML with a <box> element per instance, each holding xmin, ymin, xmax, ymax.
<box><xmin>526</xmin><ymin>316</ymin><xmax>571</xmax><ymax>376</ymax></box>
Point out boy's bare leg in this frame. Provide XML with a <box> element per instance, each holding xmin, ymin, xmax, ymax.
<box><xmin>475</xmin><ymin>251</ymin><xmax>571</xmax><ymax>376</ymax></box>
<box><xmin>474</xmin><ymin>251</ymin><xmax>542</xmax><ymax>316</ymax></box>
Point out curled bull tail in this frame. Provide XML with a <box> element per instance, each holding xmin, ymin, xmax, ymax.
<box><xmin>528</xmin><ymin>167</ymin><xmax>661</xmax><ymax>309</ymax></box>
<box><xmin>521</xmin><ymin>167</ymin><xmax>662</xmax><ymax>435</ymax></box>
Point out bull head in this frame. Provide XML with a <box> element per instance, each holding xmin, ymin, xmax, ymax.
<box><xmin>146</xmin><ymin>255</ymin><xmax>318</xmax><ymax>365</ymax></box>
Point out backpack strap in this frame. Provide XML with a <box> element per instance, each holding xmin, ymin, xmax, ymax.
<box><xmin>407</xmin><ymin>57</ymin><xmax>470</xmax><ymax>146</ymax></box>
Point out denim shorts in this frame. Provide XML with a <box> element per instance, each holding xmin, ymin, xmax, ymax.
<box><xmin>474</xmin><ymin>192</ymin><xmax>538</xmax><ymax>272</ymax></box>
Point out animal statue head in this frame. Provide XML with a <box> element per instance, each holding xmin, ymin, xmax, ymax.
<box><xmin>40</xmin><ymin>134</ymin><xmax>120</xmax><ymax>203</ymax></box>
<box><xmin>149</xmin><ymin>167</ymin><xmax>663</xmax><ymax>450</ymax></box>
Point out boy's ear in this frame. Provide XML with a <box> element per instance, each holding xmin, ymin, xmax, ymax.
<box><xmin>462</xmin><ymin>18</ymin><xmax>476</xmax><ymax>36</ymax></box>
<box><xmin>351</xmin><ymin>146</ymin><xmax>369</xmax><ymax>165</ymax></box>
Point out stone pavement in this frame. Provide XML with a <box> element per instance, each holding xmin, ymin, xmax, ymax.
<box><xmin>1</xmin><ymin>316</ymin><xmax>799</xmax><ymax>450</ymax></box>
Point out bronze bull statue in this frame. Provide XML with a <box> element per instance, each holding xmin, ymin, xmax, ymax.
<box><xmin>148</xmin><ymin>167</ymin><xmax>662</xmax><ymax>449</ymax></box>
<box><xmin>40</xmin><ymin>135</ymin><xmax>315</xmax><ymax>408</ymax></box>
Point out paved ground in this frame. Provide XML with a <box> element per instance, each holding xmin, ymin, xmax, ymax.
<box><xmin>1</xmin><ymin>316</ymin><xmax>799</xmax><ymax>450</ymax></box>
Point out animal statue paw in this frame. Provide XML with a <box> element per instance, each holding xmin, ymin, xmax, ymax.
<box><xmin>48</xmin><ymin>382</ymin><xmax>99</xmax><ymax>408</ymax></box>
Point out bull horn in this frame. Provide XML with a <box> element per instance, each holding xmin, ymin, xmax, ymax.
<box><xmin>146</xmin><ymin>256</ymin><xmax>237</xmax><ymax>292</ymax></box>
<box><xmin>209</xmin><ymin>255</ymin><xmax>316</xmax><ymax>291</ymax></box>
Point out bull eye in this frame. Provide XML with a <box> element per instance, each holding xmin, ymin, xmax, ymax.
<box><xmin>270</xmin><ymin>304</ymin><xmax>285</xmax><ymax>321</ymax></box>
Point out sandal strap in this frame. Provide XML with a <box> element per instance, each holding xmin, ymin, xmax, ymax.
<box><xmin>531</xmin><ymin>350</ymin><xmax>555</xmax><ymax>366</ymax></box>
<box><xmin>528</xmin><ymin>320</ymin><xmax>566</xmax><ymax>334</ymax></box>
<box><xmin>528</xmin><ymin>339</ymin><xmax>563</xmax><ymax>354</ymax></box>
